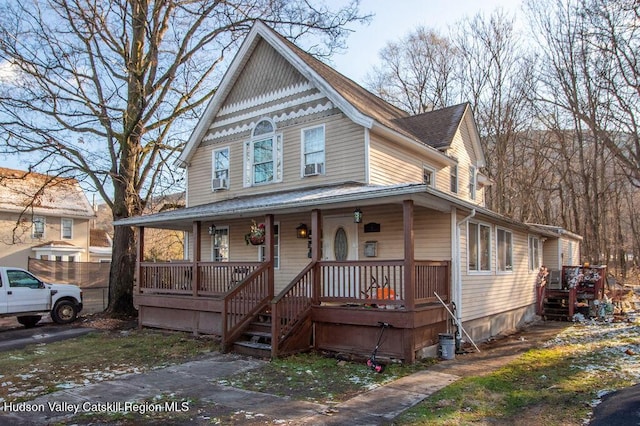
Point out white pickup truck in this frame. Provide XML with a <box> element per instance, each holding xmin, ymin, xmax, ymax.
<box><xmin>0</xmin><ymin>267</ymin><xmax>83</xmax><ymax>328</ymax></box>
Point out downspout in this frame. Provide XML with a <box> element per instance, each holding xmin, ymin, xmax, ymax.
<box><xmin>452</xmin><ymin>207</ymin><xmax>476</xmax><ymax>348</ymax></box>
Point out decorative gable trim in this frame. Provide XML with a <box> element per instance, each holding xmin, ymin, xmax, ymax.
<box><xmin>204</xmin><ymin>101</ymin><xmax>334</xmax><ymax>141</ymax></box>
<box><xmin>217</xmin><ymin>81</ymin><xmax>314</xmax><ymax>117</ymax></box>
<box><xmin>177</xmin><ymin>21</ymin><xmax>373</xmax><ymax>167</ymax></box>
<box><xmin>210</xmin><ymin>92</ymin><xmax>326</xmax><ymax>130</ymax></box>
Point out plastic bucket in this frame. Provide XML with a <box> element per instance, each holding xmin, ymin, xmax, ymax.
<box><xmin>438</xmin><ymin>333</ymin><xmax>456</xmax><ymax>360</ymax></box>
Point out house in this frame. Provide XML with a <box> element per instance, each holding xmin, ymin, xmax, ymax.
<box><xmin>0</xmin><ymin>167</ymin><xmax>96</xmax><ymax>269</ymax></box>
<box><xmin>89</xmin><ymin>228</ymin><xmax>113</xmax><ymax>263</ymax></box>
<box><xmin>116</xmin><ymin>21</ymin><xmax>581</xmax><ymax>362</ymax></box>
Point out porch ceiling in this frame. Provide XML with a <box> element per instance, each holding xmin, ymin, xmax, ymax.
<box><xmin>115</xmin><ymin>183</ymin><xmax>455</xmax><ymax>230</ymax></box>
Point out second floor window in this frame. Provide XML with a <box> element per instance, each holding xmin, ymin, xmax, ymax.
<box><xmin>450</xmin><ymin>165</ymin><xmax>458</xmax><ymax>193</ymax></box>
<box><xmin>244</xmin><ymin>119</ymin><xmax>282</xmax><ymax>186</ymax></box>
<box><xmin>469</xmin><ymin>165</ymin><xmax>477</xmax><ymax>200</ymax></box>
<box><xmin>468</xmin><ymin>222</ymin><xmax>491</xmax><ymax>272</ymax></box>
<box><xmin>423</xmin><ymin>166</ymin><xmax>435</xmax><ymax>187</ymax></box>
<box><xmin>32</xmin><ymin>216</ymin><xmax>45</xmax><ymax>239</ymax></box>
<box><xmin>212</xmin><ymin>147</ymin><xmax>229</xmax><ymax>190</ymax></box>
<box><xmin>61</xmin><ymin>218</ymin><xmax>73</xmax><ymax>239</ymax></box>
<box><xmin>302</xmin><ymin>125</ymin><xmax>325</xmax><ymax>176</ymax></box>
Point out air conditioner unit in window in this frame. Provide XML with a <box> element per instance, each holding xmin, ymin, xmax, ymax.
<box><xmin>304</xmin><ymin>163</ymin><xmax>323</xmax><ymax>176</ymax></box>
<box><xmin>211</xmin><ymin>178</ymin><xmax>228</xmax><ymax>191</ymax></box>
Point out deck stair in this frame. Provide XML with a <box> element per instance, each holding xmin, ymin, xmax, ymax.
<box><xmin>231</xmin><ymin>308</ymin><xmax>273</xmax><ymax>358</ymax></box>
<box><xmin>543</xmin><ymin>291</ymin><xmax>571</xmax><ymax>321</ymax></box>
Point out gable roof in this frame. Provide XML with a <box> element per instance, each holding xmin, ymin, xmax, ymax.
<box><xmin>0</xmin><ymin>168</ymin><xmax>96</xmax><ymax>219</ymax></box>
<box><xmin>178</xmin><ymin>21</ymin><xmax>475</xmax><ymax>167</ymax></box>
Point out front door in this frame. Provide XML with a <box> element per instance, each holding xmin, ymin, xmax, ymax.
<box><xmin>322</xmin><ymin>216</ymin><xmax>358</xmax><ymax>297</ymax></box>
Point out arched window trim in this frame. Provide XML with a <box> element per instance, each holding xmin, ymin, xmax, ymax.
<box><xmin>244</xmin><ymin>117</ymin><xmax>283</xmax><ymax>187</ymax></box>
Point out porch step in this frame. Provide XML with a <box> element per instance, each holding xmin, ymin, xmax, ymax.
<box><xmin>543</xmin><ymin>296</ymin><xmax>571</xmax><ymax>321</ymax></box>
<box><xmin>230</xmin><ymin>307</ymin><xmax>273</xmax><ymax>359</ymax></box>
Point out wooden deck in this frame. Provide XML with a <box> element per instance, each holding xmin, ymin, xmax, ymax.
<box><xmin>135</xmin><ymin>259</ymin><xmax>450</xmax><ymax>362</ymax></box>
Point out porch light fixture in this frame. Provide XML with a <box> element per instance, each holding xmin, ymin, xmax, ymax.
<box><xmin>208</xmin><ymin>224</ymin><xmax>216</xmax><ymax>235</ymax></box>
<box><xmin>296</xmin><ymin>223</ymin><xmax>308</xmax><ymax>239</ymax></box>
<box><xmin>353</xmin><ymin>208</ymin><xmax>363</xmax><ymax>224</ymax></box>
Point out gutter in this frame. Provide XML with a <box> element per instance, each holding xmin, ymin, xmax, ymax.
<box><xmin>453</xmin><ymin>208</ymin><xmax>476</xmax><ymax>348</ymax></box>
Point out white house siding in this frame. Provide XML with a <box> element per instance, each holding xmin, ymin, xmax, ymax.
<box><xmin>445</xmin><ymin>121</ymin><xmax>485</xmax><ymax>205</ymax></box>
<box><xmin>543</xmin><ymin>239</ymin><xmax>561</xmax><ymax>270</ymax></box>
<box><xmin>459</xmin><ymin>215</ymin><xmax>538</xmax><ymax>340</ymax></box>
<box><xmin>368</xmin><ymin>134</ymin><xmax>425</xmax><ymax>185</ymax></box>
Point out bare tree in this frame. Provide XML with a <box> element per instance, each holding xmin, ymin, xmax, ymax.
<box><xmin>454</xmin><ymin>10</ymin><xmax>539</xmax><ymax>218</ymax></box>
<box><xmin>365</xmin><ymin>27</ymin><xmax>458</xmax><ymax>113</ymax></box>
<box><xmin>0</xmin><ymin>0</ymin><xmax>369</xmax><ymax>317</ymax></box>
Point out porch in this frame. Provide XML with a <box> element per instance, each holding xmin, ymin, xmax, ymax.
<box><xmin>136</xmin><ymin>258</ymin><xmax>450</xmax><ymax>362</ymax></box>
<box><xmin>133</xmin><ymin>200</ymin><xmax>453</xmax><ymax>362</ymax></box>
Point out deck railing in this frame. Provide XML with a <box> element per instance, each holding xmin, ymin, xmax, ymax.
<box><xmin>414</xmin><ymin>260</ymin><xmax>450</xmax><ymax>304</ymax></box>
<box><xmin>222</xmin><ymin>263</ymin><xmax>271</xmax><ymax>350</ymax></box>
<box><xmin>138</xmin><ymin>261</ymin><xmax>261</xmax><ymax>296</ymax></box>
<box><xmin>318</xmin><ymin>260</ymin><xmax>405</xmax><ymax>306</ymax></box>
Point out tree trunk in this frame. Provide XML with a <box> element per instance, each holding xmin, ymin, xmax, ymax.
<box><xmin>107</xmin><ymin>224</ymin><xmax>138</xmax><ymax>317</ymax></box>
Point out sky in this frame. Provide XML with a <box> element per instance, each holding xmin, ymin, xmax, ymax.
<box><xmin>0</xmin><ymin>0</ymin><xmax>523</xmax><ymax>172</ymax></box>
<box><xmin>326</xmin><ymin>0</ymin><xmax>523</xmax><ymax>85</ymax></box>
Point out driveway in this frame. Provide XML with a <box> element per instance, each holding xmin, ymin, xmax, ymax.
<box><xmin>0</xmin><ymin>318</ymin><xmax>94</xmax><ymax>352</ymax></box>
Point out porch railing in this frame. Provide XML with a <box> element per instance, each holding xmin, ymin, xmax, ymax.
<box><xmin>271</xmin><ymin>261</ymin><xmax>316</xmax><ymax>356</ymax></box>
<box><xmin>138</xmin><ymin>261</ymin><xmax>261</xmax><ymax>296</ymax></box>
<box><xmin>414</xmin><ymin>260</ymin><xmax>450</xmax><ymax>304</ymax></box>
<box><xmin>222</xmin><ymin>262</ymin><xmax>271</xmax><ymax>351</ymax></box>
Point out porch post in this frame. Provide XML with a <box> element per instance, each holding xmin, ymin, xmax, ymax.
<box><xmin>311</xmin><ymin>209</ymin><xmax>322</xmax><ymax>303</ymax></box>
<box><xmin>403</xmin><ymin>200</ymin><xmax>416</xmax><ymax>363</ymax></box>
<box><xmin>136</xmin><ymin>226</ymin><xmax>144</xmax><ymax>295</ymax></box>
<box><xmin>403</xmin><ymin>200</ymin><xmax>415</xmax><ymax>310</ymax></box>
<box><xmin>192</xmin><ymin>221</ymin><xmax>201</xmax><ymax>297</ymax></box>
<box><xmin>265</xmin><ymin>214</ymin><xmax>275</xmax><ymax>298</ymax></box>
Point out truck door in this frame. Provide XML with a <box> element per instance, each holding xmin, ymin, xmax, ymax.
<box><xmin>0</xmin><ymin>272</ymin><xmax>7</xmax><ymax>314</ymax></box>
<box><xmin>5</xmin><ymin>269</ymin><xmax>51</xmax><ymax>313</ymax></box>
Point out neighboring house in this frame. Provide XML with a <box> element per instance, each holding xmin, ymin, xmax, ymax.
<box><xmin>89</xmin><ymin>228</ymin><xmax>113</xmax><ymax>263</ymax></box>
<box><xmin>116</xmin><ymin>21</ymin><xmax>581</xmax><ymax>362</ymax></box>
<box><xmin>0</xmin><ymin>168</ymin><xmax>96</xmax><ymax>269</ymax></box>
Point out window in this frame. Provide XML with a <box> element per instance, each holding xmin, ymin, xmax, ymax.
<box><xmin>567</xmin><ymin>241</ymin><xmax>574</xmax><ymax>265</ymax></box>
<box><xmin>7</xmin><ymin>269</ymin><xmax>41</xmax><ymax>288</ymax></box>
<box><xmin>302</xmin><ymin>125</ymin><xmax>325</xmax><ymax>176</ymax></box>
<box><xmin>212</xmin><ymin>147</ymin><xmax>229</xmax><ymax>190</ymax></box>
<box><xmin>469</xmin><ymin>165</ymin><xmax>477</xmax><ymax>200</ymax></box>
<box><xmin>497</xmin><ymin>228</ymin><xmax>513</xmax><ymax>272</ymax></box>
<box><xmin>260</xmin><ymin>223</ymin><xmax>279</xmax><ymax>268</ymax></box>
<box><xmin>450</xmin><ymin>165</ymin><xmax>458</xmax><ymax>193</ymax></box>
<box><xmin>529</xmin><ymin>236</ymin><xmax>540</xmax><ymax>270</ymax></box>
<box><xmin>32</xmin><ymin>216</ymin><xmax>45</xmax><ymax>239</ymax></box>
<box><xmin>61</xmin><ymin>218</ymin><xmax>73</xmax><ymax>239</ymax></box>
<box><xmin>423</xmin><ymin>166</ymin><xmax>435</xmax><ymax>187</ymax></box>
<box><xmin>212</xmin><ymin>227</ymin><xmax>229</xmax><ymax>262</ymax></box>
<box><xmin>468</xmin><ymin>222</ymin><xmax>491</xmax><ymax>271</ymax></box>
<box><xmin>244</xmin><ymin>118</ymin><xmax>282</xmax><ymax>186</ymax></box>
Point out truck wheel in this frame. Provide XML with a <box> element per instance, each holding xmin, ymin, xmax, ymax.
<box><xmin>17</xmin><ymin>315</ymin><xmax>42</xmax><ymax>328</ymax></box>
<box><xmin>51</xmin><ymin>300</ymin><xmax>78</xmax><ymax>324</ymax></box>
